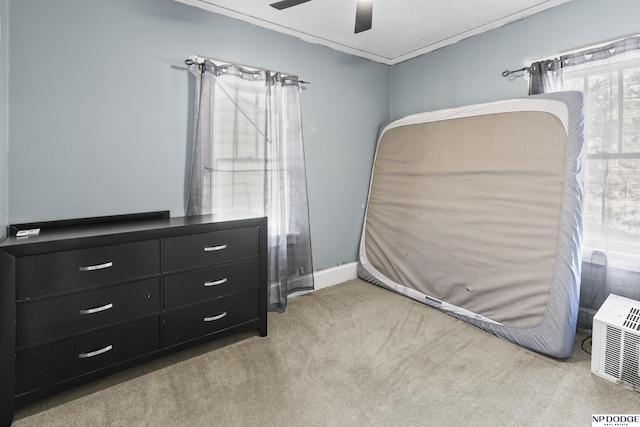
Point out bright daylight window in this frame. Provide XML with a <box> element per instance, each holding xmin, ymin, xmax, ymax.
<box><xmin>560</xmin><ymin>51</ymin><xmax>640</xmax><ymax>270</ymax></box>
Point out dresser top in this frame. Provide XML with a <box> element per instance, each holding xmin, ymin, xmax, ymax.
<box><xmin>0</xmin><ymin>212</ymin><xmax>266</xmax><ymax>255</ymax></box>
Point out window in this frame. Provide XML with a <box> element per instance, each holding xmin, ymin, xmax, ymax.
<box><xmin>560</xmin><ymin>52</ymin><xmax>640</xmax><ymax>270</ymax></box>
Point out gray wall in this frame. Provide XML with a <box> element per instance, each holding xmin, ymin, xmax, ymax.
<box><xmin>8</xmin><ymin>0</ymin><xmax>640</xmax><ymax>271</ymax></box>
<box><xmin>7</xmin><ymin>0</ymin><xmax>390</xmax><ymax>270</ymax></box>
<box><xmin>0</xmin><ymin>0</ymin><xmax>8</xmax><ymax>240</ymax></box>
<box><xmin>390</xmin><ymin>0</ymin><xmax>640</xmax><ymax>119</ymax></box>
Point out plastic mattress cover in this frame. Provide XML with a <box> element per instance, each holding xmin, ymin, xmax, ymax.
<box><xmin>358</xmin><ymin>91</ymin><xmax>584</xmax><ymax>358</ymax></box>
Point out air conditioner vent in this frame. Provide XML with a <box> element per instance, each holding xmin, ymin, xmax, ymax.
<box><xmin>621</xmin><ymin>332</ymin><xmax>640</xmax><ymax>388</ymax></box>
<box><xmin>592</xmin><ymin>294</ymin><xmax>640</xmax><ymax>392</ymax></box>
<box><xmin>623</xmin><ymin>307</ymin><xmax>640</xmax><ymax>331</ymax></box>
<box><xmin>604</xmin><ymin>325</ymin><xmax>621</xmax><ymax>378</ymax></box>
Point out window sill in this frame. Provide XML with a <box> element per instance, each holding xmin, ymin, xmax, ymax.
<box><xmin>582</xmin><ymin>246</ymin><xmax>640</xmax><ymax>273</ymax></box>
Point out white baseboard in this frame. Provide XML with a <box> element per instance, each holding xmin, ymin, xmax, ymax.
<box><xmin>313</xmin><ymin>262</ymin><xmax>358</xmax><ymax>291</ymax></box>
<box><xmin>289</xmin><ymin>262</ymin><xmax>358</xmax><ymax>299</ymax></box>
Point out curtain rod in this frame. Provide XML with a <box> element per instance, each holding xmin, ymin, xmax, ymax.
<box><xmin>502</xmin><ymin>34</ymin><xmax>640</xmax><ymax>78</ymax></box>
<box><xmin>501</xmin><ymin>66</ymin><xmax>531</xmax><ymax>77</ymax></box>
<box><xmin>184</xmin><ymin>55</ymin><xmax>310</xmax><ymax>85</ymax></box>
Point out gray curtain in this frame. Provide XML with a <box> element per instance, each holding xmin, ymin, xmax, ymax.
<box><xmin>187</xmin><ymin>59</ymin><xmax>314</xmax><ymax>312</ymax></box>
<box><xmin>528</xmin><ymin>58</ymin><xmax>563</xmax><ymax>95</ymax></box>
<box><xmin>529</xmin><ymin>36</ymin><xmax>640</xmax><ymax>329</ymax></box>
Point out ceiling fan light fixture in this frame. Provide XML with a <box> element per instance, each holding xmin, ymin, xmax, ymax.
<box><xmin>270</xmin><ymin>0</ymin><xmax>374</xmax><ymax>34</ymax></box>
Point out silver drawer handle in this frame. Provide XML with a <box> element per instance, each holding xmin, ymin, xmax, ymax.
<box><xmin>78</xmin><ymin>344</ymin><xmax>113</xmax><ymax>359</ymax></box>
<box><xmin>79</xmin><ymin>261</ymin><xmax>113</xmax><ymax>272</ymax></box>
<box><xmin>204</xmin><ymin>244</ymin><xmax>227</xmax><ymax>252</ymax></box>
<box><xmin>204</xmin><ymin>278</ymin><xmax>228</xmax><ymax>287</ymax></box>
<box><xmin>79</xmin><ymin>303</ymin><xmax>113</xmax><ymax>315</ymax></box>
<box><xmin>204</xmin><ymin>312</ymin><xmax>227</xmax><ymax>322</ymax></box>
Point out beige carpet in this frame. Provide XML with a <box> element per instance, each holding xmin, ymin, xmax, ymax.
<box><xmin>13</xmin><ymin>279</ymin><xmax>638</xmax><ymax>427</ymax></box>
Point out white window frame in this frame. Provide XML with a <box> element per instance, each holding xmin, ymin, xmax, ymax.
<box><xmin>560</xmin><ymin>52</ymin><xmax>640</xmax><ymax>272</ymax></box>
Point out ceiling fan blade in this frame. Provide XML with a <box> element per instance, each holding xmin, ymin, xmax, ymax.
<box><xmin>354</xmin><ymin>0</ymin><xmax>373</xmax><ymax>33</ymax></box>
<box><xmin>270</xmin><ymin>0</ymin><xmax>312</xmax><ymax>10</ymax></box>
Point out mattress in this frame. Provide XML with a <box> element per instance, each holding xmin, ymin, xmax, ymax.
<box><xmin>358</xmin><ymin>91</ymin><xmax>584</xmax><ymax>358</ymax></box>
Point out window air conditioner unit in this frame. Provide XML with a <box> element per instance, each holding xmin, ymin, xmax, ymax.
<box><xmin>591</xmin><ymin>293</ymin><xmax>640</xmax><ymax>391</ymax></box>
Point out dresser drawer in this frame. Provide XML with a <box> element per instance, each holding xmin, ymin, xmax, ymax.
<box><xmin>163</xmin><ymin>291</ymin><xmax>258</xmax><ymax>347</ymax></box>
<box><xmin>15</xmin><ymin>316</ymin><xmax>159</xmax><ymax>395</ymax></box>
<box><xmin>16</xmin><ymin>240</ymin><xmax>160</xmax><ymax>300</ymax></box>
<box><xmin>164</xmin><ymin>258</ymin><xmax>259</xmax><ymax>310</ymax></box>
<box><xmin>163</xmin><ymin>227</ymin><xmax>259</xmax><ymax>272</ymax></box>
<box><xmin>17</xmin><ymin>278</ymin><xmax>160</xmax><ymax>348</ymax></box>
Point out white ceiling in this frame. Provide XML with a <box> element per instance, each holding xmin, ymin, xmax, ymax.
<box><xmin>174</xmin><ymin>0</ymin><xmax>571</xmax><ymax>65</ymax></box>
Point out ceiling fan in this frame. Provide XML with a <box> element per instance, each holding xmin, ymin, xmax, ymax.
<box><xmin>269</xmin><ymin>0</ymin><xmax>373</xmax><ymax>34</ymax></box>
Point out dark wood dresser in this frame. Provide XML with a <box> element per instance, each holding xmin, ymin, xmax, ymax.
<box><xmin>0</xmin><ymin>212</ymin><xmax>268</xmax><ymax>426</ymax></box>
